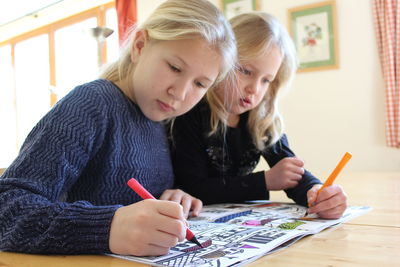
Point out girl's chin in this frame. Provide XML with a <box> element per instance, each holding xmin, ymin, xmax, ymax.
<box><xmin>236</xmin><ymin>106</ymin><xmax>249</xmax><ymax>115</ymax></box>
<box><xmin>226</xmin><ymin>104</ymin><xmax>244</xmax><ymax>114</ymax></box>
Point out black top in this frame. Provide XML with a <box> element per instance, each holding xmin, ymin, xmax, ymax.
<box><xmin>169</xmin><ymin>100</ymin><xmax>321</xmax><ymax>206</ymax></box>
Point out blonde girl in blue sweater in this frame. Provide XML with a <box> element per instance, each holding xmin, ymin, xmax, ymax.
<box><xmin>0</xmin><ymin>0</ymin><xmax>236</xmax><ymax>257</ymax></box>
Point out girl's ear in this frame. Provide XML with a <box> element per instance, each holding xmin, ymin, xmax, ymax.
<box><xmin>131</xmin><ymin>29</ymin><xmax>148</xmax><ymax>63</ymax></box>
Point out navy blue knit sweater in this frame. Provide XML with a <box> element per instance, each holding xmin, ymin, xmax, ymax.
<box><xmin>0</xmin><ymin>79</ymin><xmax>174</xmax><ymax>254</ymax></box>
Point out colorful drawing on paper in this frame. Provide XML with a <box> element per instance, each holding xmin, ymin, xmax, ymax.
<box><xmin>110</xmin><ymin>203</ymin><xmax>372</xmax><ymax>267</ymax></box>
<box><xmin>278</xmin><ymin>221</ymin><xmax>306</xmax><ymax>230</ymax></box>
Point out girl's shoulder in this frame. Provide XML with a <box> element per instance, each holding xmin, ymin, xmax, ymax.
<box><xmin>176</xmin><ymin>98</ymin><xmax>211</xmax><ymax>123</ymax></box>
<box><xmin>69</xmin><ymin>79</ymin><xmax>124</xmax><ymax>102</ymax></box>
<box><xmin>56</xmin><ymin>79</ymin><xmax>134</xmax><ymax>113</ymax></box>
<box><xmin>188</xmin><ymin>98</ymin><xmax>211</xmax><ymax>115</ymax></box>
<box><xmin>263</xmin><ymin>134</ymin><xmax>290</xmax><ymax>154</ymax></box>
<box><xmin>171</xmin><ymin>99</ymin><xmax>212</xmax><ymax>136</ymax></box>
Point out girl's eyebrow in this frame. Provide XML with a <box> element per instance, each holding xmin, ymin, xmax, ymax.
<box><xmin>172</xmin><ymin>55</ymin><xmax>214</xmax><ymax>82</ymax></box>
<box><xmin>173</xmin><ymin>55</ymin><xmax>188</xmax><ymax>67</ymax></box>
<box><xmin>243</xmin><ymin>63</ymin><xmax>275</xmax><ymax>80</ymax></box>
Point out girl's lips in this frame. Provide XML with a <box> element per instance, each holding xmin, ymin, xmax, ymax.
<box><xmin>157</xmin><ymin>100</ymin><xmax>174</xmax><ymax>112</ymax></box>
<box><xmin>240</xmin><ymin>98</ymin><xmax>251</xmax><ymax>108</ymax></box>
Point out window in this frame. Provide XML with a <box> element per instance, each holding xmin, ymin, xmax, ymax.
<box><xmin>55</xmin><ymin>18</ymin><xmax>98</xmax><ymax>99</ymax></box>
<box><xmin>106</xmin><ymin>8</ymin><xmax>119</xmax><ymax>63</ymax></box>
<box><xmin>14</xmin><ymin>34</ymin><xmax>51</xmax><ymax>145</ymax></box>
<box><xmin>0</xmin><ymin>45</ymin><xmax>17</xmax><ymax>166</ymax></box>
<box><xmin>0</xmin><ymin>2</ymin><xmax>117</xmax><ymax>168</ymax></box>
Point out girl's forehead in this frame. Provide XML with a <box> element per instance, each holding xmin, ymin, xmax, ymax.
<box><xmin>241</xmin><ymin>44</ymin><xmax>281</xmax><ymax>62</ymax></box>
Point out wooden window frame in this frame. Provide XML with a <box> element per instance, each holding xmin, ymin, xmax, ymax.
<box><xmin>0</xmin><ymin>1</ymin><xmax>115</xmax><ymax>106</ymax></box>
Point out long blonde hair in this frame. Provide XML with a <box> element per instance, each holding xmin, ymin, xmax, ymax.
<box><xmin>207</xmin><ymin>12</ymin><xmax>298</xmax><ymax>150</ymax></box>
<box><xmin>100</xmin><ymin>0</ymin><xmax>237</xmax><ymax>85</ymax></box>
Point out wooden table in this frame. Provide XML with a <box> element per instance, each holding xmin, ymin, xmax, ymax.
<box><xmin>1</xmin><ymin>172</ymin><xmax>399</xmax><ymax>266</ymax></box>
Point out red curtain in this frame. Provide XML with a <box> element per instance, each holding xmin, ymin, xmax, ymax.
<box><xmin>115</xmin><ymin>0</ymin><xmax>137</xmax><ymax>45</ymax></box>
<box><xmin>373</xmin><ymin>0</ymin><xmax>400</xmax><ymax>148</ymax></box>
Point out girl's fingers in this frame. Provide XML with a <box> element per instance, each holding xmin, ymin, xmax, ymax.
<box><xmin>190</xmin><ymin>198</ymin><xmax>203</xmax><ymax>216</ymax></box>
<box><xmin>159</xmin><ymin>189</ymin><xmax>186</xmax><ymax>204</ymax></box>
<box><xmin>150</xmin><ymin>229</ymin><xmax>180</xmax><ymax>248</ymax></box>
<box><xmin>291</xmin><ymin>172</ymin><xmax>303</xmax><ymax>181</ymax></box>
<box><xmin>158</xmin><ymin>190</ymin><xmax>203</xmax><ymax>218</ymax></box>
<box><xmin>317</xmin><ymin>203</ymin><xmax>347</xmax><ymax>219</ymax></box>
<box><xmin>306</xmin><ymin>184</ymin><xmax>322</xmax><ymax>207</ymax></box>
<box><xmin>308</xmin><ymin>189</ymin><xmax>347</xmax><ymax>215</ymax></box>
<box><xmin>285</xmin><ymin>161</ymin><xmax>304</xmax><ymax>177</ymax></box>
<box><xmin>154</xmin><ymin>212</ymin><xmax>186</xmax><ymax>241</ymax></box>
<box><xmin>286</xmin><ymin>179</ymin><xmax>299</xmax><ymax>188</ymax></box>
<box><xmin>180</xmin><ymin>195</ymin><xmax>192</xmax><ymax>217</ymax></box>
<box><xmin>290</xmin><ymin>165</ymin><xmax>305</xmax><ymax>176</ymax></box>
<box><xmin>316</xmin><ymin>185</ymin><xmax>346</xmax><ymax>204</ymax></box>
<box><xmin>156</xmin><ymin>200</ymin><xmax>185</xmax><ymax>220</ymax></box>
<box><xmin>288</xmin><ymin>157</ymin><xmax>304</xmax><ymax>167</ymax></box>
<box><xmin>159</xmin><ymin>190</ymin><xmax>173</xmax><ymax>200</ymax></box>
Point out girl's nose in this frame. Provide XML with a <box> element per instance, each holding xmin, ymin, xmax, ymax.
<box><xmin>168</xmin><ymin>80</ymin><xmax>191</xmax><ymax>101</ymax></box>
<box><xmin>245</xmin><ymin>81</ymin><xmax>260</xmax><ymax>95</ymax></box>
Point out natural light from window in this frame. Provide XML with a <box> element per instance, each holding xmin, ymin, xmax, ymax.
<box><xmin>0</xmin><ymin>2</ymin><xmax>117</xmax><ymax>169</ymax></box>
<box><xmin>14</xmin><ymin>34</ymin><xmax>51</xmax><ymax>147</ymax></box>
<box><xmin>55</xmin><ymin>18</ymin><xmax>98</xmax><ymax>100</ymax></box>
<box><xmin>106</xmin><ymin>8</ymin><xmax>119</xmax><ymax>64</ymax></box>
<box><xmin>0</xmin><ymin>45</ymin><xmax>18</xmax><ymax>167</ymax></box>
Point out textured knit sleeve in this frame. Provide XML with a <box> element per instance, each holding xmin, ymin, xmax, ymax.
<box><xmin>170</xmin><ymin>106</ymin><xmax>267</xmax><ymax>205</ymax></box>
<box><xmin>0</xmin><ymin>85</ymin><xmax>120</xmax><ymax>254</ymax></box>
<box><xmin>262</xmin><ymin>135</ymin><xmax>322</xmax><ymax>206</ymax></box>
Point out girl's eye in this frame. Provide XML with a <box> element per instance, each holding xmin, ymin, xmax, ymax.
<box><xmin>169</xmin><ymin>63</ymin><xmax>181</xmax><ymax>73</ymax></box>
<box><xmin>239</xmin><ymin>66</ymin><xmax>251</xmax><ymax>76</ymax></box>
<box><xmin>262</xmin><ymin>78</ymin><xmax>271</xmax><ymax>84</ymax></box>
<box><xmin>195</xmin><ymin>81</ymin><xmax>206</xmax><ymax>88</ymax></box>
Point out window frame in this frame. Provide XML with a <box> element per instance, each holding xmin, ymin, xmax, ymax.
<box><xmin>0</xmin><ymin>1</ymin><xmax>115</xmax><ymax>105</ymax></box>
<box><xmin>0</xmin><ymin>1</ymin><xmax>115</xmax><ymax>167</ymax></box>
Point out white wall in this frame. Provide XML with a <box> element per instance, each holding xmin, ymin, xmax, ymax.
<box><xmin>258</xmin><ymin>0</ymin><xmax>399</xmax><ymax>172</ymax></box>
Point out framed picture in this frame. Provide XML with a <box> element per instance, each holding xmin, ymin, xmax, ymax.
<box><xmin>221</xmin><ymin>0</ymin><xmax>260</xmax><ymax>19</ymax></box>
<box><xmin>288</xmin><ymin>1</ymin><xmax>339</xmax><ymax>72</ymax></box>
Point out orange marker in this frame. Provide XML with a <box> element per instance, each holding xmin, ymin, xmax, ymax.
<box><xmin>309</xmin><ymin>152</ymin><xmax>352</xmax><ymax>207</ymax></box>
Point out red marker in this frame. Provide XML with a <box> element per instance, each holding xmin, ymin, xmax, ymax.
<box><xmin>127</xmin><ymin>178</ymin><xmax>203</xmax><ymax>248</ymax></box>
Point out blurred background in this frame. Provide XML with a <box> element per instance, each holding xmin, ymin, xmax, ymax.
<box><xmin>0</xmin><ymin>0</ymin><xmax>398</xmax><ymax>176</ymax></box>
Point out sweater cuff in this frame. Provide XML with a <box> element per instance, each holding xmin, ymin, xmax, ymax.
<box><xmin>61</xmin><ymin>204</ymin><xmax>121</xmax><ymax>254</ymax></box>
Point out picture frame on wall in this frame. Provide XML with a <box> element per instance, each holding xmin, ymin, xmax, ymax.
<box><xmin>221</xmin><ymin>0</ymin><xmax>260</xmax><ymax>19</ymax></box>
<box><xmin>288</xmin><ymin>0</ymin><xmax>339</xmax><ymax>72</ymax></box>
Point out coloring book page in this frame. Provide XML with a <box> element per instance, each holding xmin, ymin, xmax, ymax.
<box><xmin>109</xmin><ymin>202</ymin><xmax>371</xmax><ymax>267</ymax></box>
